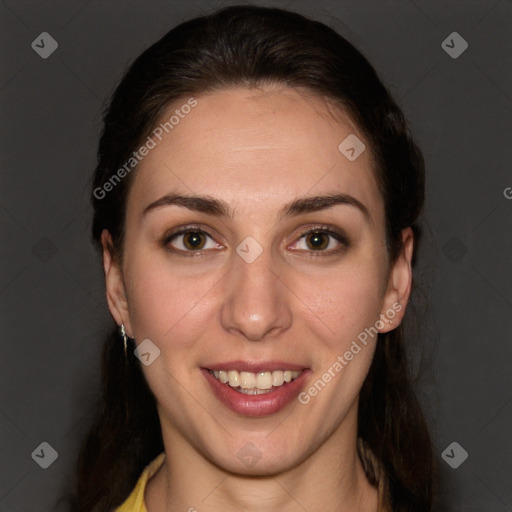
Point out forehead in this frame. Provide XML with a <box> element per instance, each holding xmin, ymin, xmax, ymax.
<box><xmin>127</xmin><ymin>86</ymin><xmax>383</xmax><ymax>222</ymax></box>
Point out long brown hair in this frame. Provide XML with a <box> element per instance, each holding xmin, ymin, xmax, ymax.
<box><xmin>67</xmin><ymin>5</ymin><xmax>437</xmax><ymax>511</ymax></box>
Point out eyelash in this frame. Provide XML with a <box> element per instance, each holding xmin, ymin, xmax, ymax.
<box><xmin>161</xmin><ymin>223</ymin><xmax>349</xmax><ymax>258</ymax></box>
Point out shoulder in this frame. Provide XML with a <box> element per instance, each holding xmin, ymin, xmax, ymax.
<box><xmin>114</xmin><ymin>452</ymin><xmax>166</xmax><ymax>512</ymax></box>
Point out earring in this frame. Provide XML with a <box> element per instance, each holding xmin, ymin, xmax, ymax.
<box><xmin>120</xmin><ymin>324</ymin><xmax>128</xmax><ymax>358</ymax></box>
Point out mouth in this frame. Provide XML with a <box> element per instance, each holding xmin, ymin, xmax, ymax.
<box><xmin>207</xmin><ymin>368</ymin><xmax>303</xmax><ymax>395</ymax></box>
<box><xmin>202</xmin><ymin>362</ymin><xmax>310</xmax><ymax>416</ymax></box>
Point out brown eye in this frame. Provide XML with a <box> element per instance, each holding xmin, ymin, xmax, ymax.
<box><xmin>290</xmin><ymin>226</ymin><xmax>349</xmax><ymax>255</ymax></box>
<box><xmin>305</xmin><ymin>232</ymin><xmax>330</xmax><ymax>250</ymax></box>
<box><xmin>163</xmin><ymin>226</ymin><xmax>222</xmax><ymax>255</ymax></box>
<box><xmin>182</xmin><ymin>231</ymin><xmax>206</xmax><ymax>250</ymax></box>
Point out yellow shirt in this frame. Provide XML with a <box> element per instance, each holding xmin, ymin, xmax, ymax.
<box><xmin>114</xmin><ymin>452</ymin><xmax>166</xmax><ymax>512</ymax></box>
<box><xmin>114</xmin><ymin>451</ymin><xmax>390</xmax><ymax>511</ymax></box>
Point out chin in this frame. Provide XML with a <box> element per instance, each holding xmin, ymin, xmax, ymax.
<box><xmin>206</xmin><ymin>434</ymin><xmax>311</xmax><ymax>476</ymax></box>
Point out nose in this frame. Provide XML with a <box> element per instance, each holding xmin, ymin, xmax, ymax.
<box><xmin>220</xmin><ymin>243</ymin><xmax>292</xmax><ymax>342</ymax></box>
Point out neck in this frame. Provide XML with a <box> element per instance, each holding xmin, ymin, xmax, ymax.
<box><xmin>145</xmin><ymin>409</ymin><xmax>380</xmax><ymax>512</ymax></box>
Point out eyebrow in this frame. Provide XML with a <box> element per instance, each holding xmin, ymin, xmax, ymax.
<box><xmin>142</xmin><ymin>191</ymin><xmax>371</xmax><ymax>223</ymax></box>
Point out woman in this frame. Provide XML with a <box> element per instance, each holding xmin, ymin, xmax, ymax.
<box><xmin>72</xmin><ymin>5</ymin><xmax>437</xmax><ymax>511</ymax></box>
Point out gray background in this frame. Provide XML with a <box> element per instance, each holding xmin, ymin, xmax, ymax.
<box><xmin>1</xmin><ymin>0</ymin><xmax>511</xmax><ymax>511</ymax></box>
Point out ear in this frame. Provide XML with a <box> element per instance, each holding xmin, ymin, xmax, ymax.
<box><xmin>378</xmin><ymin>227</ymin><xmax>414</xmax><ymax>333</ymax></box>
<box><xmin>101</xmin><ymin>229</ymin><xmax>133</xmax><ymax>337</ymax></box>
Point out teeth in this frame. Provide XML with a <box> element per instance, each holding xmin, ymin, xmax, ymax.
<box><xmin>238</xmin><ymin>387</ymin><xmax>272</xmax><ymax>395</ymax></box>
<box><xmin>256</xmin><ymin>371</ymin><xmax>273</xmax><ymax>390</ymax></box>
<box><xmin>210</xmin><ymin>369</ymin><xmax>303</xmax><ymax>391</ymax></box>
<box><xmin>240</xmin><ymin>371</ymin><xmax>256</xmax><ymax>389</ymax></box>
<box><xmin>272</xmin><ymin>370</ymin><xmax>284</xmax><ymax>386</ymax></box>
<box><xmin>228</xmin><ymin>370</ymin><xmax>240</xmax><ymax>387</ymax></box>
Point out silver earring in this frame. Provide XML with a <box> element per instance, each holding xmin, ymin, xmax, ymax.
<box><xmin>120</xmin><ymin>324</ymin><xmax>128</xmax><ymax>357</ymax></box>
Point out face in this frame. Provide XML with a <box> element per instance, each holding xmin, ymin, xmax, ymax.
<box><xmin>102</xmin><ymin>86</ymin><xmax>413</xmax><ymax>475</ymax></box>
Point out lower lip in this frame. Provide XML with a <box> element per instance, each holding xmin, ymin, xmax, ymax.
<box><xmin>202</xmin><ymin>369</ymin><xmax>310</xmax><ymax>417</ymax></box>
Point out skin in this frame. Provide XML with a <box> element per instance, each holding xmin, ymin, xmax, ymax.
<box><xmin>102</xmin><ymin>85</ymin><xmax>414</xmax><ymax>512</ymax></box>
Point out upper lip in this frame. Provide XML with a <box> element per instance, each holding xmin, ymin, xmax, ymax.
<box><xmin>204</xmin><ymin>361</ymin><xmax>308</xmax><ymax>373</ymax></box>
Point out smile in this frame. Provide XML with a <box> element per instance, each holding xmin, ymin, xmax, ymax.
<box><xmin>207</xmin><ymin>369</ymin><xmax>303</xmax><ymax>394</ymax></box>
<box><xmin>202</xmin><ymin>364</ymin><xmax>310</xmax><ymax>416</ymax></box>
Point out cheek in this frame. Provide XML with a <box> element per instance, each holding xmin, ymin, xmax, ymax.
<box><xmin>294</xmin><ymin>260</ymin><xmax>387</xmax><ymax>354</ymax></box>
<box><xmin>294</xmin><ymin>267</ymin><xmax>384</xmax><ymax>421</ymax></box>
<box><xmin>124</xmin><ymin>253</ymin><xmax>220</xmax><ymax>349</ymax></box>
